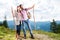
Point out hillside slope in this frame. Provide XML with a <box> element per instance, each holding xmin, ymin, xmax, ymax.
<box><xmin>0</xmin><ymin>26</ymin><xmax>60</xmax><ymax>40</ymax></box>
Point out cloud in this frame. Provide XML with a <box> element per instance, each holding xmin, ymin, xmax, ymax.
<box><xmin>0</xmin><ymin>0</ymin><xmax>60</xmax><ymax>21</ymax></box>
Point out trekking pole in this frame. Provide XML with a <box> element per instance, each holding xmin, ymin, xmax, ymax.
<box><xmin>11</xmin><ymin>7</ymin><xmax>16</xmax><ymax>30</ymax></box>
<box><xmin>33</xmin><ymin>6</ymin><xmax>36</xmax><ymax>30</ymax></box>
<box><xmin>11</xmin><ymin>7</ymin><xmax>17</xmax><ymax>39</ymax></box>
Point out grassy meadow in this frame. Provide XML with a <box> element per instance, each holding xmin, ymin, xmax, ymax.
<box><xmin>0</xmin><ymin>26</ymin><xmax>60</xmax><ymax>40</ymax></box>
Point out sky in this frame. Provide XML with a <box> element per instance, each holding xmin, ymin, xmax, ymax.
<box><xmin>0</xmin><ymin>0</ymin><xmax>60</xmax><ymax>22</ymax></box>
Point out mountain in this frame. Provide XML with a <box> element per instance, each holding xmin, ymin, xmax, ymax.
<box><xmin>7</xmin><ymin>21</ymin><xmax>60</xmax><ymax>32</ymax></box>
<box><xmin>30</xmin><ymin>21</ymin><xmax>50</xmax><ymax>31</ymax></box>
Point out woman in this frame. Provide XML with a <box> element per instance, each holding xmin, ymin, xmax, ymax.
<box><xmin>11</xmin><ymin>6</ymin><xmax>22</xmax><ymax>40</ymax></box>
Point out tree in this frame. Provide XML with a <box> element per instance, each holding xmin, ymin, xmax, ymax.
<box><xmin>50</xmin><ymin>19</ymin><xmax>57</xmax><ymax>33</ymax></box>
<box><xmin>57</xmin><ymin>24</ymin><xmax>60</xmax><ymax>33</ymax></box>
<box><xmin>3</xmin><ymin>16</ymin><xmax>8</xmax><ymax>28</ymax></box>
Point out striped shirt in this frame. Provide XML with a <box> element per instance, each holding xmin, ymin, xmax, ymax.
<box><xmin>20</xmin><ymin>9</ymin><xmax>28</xmax><ymax>20</ymax></box>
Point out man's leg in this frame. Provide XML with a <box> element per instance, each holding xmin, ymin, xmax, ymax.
<box><xmin>25</xmin><ymin>20</ymin><xmax>34</xmax><ymax>39</ymax></box>
<box><xmin>22</xmin><ymin>21</ymin><xmax>26</xmax><ymax>39</ymax></box>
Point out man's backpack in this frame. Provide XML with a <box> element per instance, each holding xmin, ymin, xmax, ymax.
<box><xmin>27</xmin><ymin>12</ymin><xmax>31</xmax><ymax>19</ymax></box>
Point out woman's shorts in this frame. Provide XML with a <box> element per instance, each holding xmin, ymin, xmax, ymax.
<box><xmin>16</xmin><ymin>25</ymin><xmax>21</xmax><ymax>35</ymax></box>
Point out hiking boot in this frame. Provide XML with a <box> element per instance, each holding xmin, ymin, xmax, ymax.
<box><xmin>31</xmin><ymin>35</ymin><xmax>35</xmax><ymax>39</ymax></box>
<box><xmin>24</xmin><ymin>37</ymin><xmax>26</xmax><ymax>39</ymax></box>
<box><xmin>24</xmin><ymin>35</ymin><xmax>26</xmax><ymax>39</ymax></box>
<box><xmin>31</xmin><ymin>36</ymin><xmax>34</xmax><ymax>39</ymax></box>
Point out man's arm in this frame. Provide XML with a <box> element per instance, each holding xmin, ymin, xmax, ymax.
<box><xmin>27</xmin><ymin>5</ymin><xmax>35</xmax><ymax>10</ymax></box>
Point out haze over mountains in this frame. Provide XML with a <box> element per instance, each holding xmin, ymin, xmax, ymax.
<box><xmin>7</xmin><ymin>20</ymin><xmax>60</xmax><ymax>32</ymax></box>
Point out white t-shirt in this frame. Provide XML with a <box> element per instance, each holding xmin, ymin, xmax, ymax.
<box><xmin>14</xmin><ymin>12</ymin><xmax>22</xmax><ymax>25</ymax></box>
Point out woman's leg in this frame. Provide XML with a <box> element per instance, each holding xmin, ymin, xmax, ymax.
<box><xmin>19</xmin><ymin>21</ymin><xmax>21</xmax><ymax>35</ymax></box>
<box><xmin>16</xmin><ymin>22</ymin><xmax>21</xmax><ymax>39</ymax></box>
<box><xmin>16</xmin><ymin>25</ymin><xmax>20</xmax><ymax>39</ymax></box>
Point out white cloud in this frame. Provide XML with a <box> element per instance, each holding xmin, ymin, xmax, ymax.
<box><xmin>0</xmin><ymin>0</ymin><xmax>60</xmax><ymax>22</ymax></box>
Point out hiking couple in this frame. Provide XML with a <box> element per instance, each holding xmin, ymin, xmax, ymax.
<box><xmin>12</xmin><ymin>4</ymin><xmax>35</xmax><ymax>40</ymax></box>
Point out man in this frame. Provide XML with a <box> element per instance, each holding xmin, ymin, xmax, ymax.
<box><xmin>19</xmin><ymin>4</ymin><xmax>35</xmax><ymax>39</ymax></box>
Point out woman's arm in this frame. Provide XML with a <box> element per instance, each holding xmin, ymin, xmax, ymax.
<box><xmin>11</xmin><ymin>7</ymin><xmax>16</xmax><ymax>17</ymax></box>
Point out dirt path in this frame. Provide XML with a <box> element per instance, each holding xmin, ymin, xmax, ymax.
<box><xmin>20</xmin><ymin>34</ymin><xmax>53</xmax><ymax>40</ymax></box>
<box><xmin>2</xmin><ymin>34</ymin><xmax>53</xmax><ymax>40</ymax></box>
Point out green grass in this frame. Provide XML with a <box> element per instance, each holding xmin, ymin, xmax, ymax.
<box><xmin>0</xmin><ymin>26</ymin><xmax>15</xmax><ymax>40</ymax></box>
<box><xmin>0</xmin><ymin>26</ymin><xmax>60</xmax><ymax>40</ymax></box>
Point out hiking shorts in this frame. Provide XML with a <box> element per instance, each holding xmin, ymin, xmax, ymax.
<box><xmin>16</xmin><ymin>25</ymin><xmax>20</xmax><ymax>35</ymax></box>
<box><xmin>16</xmin><ymin>21</ymin><xmax>21</xmax><ymax>35</ymax></box>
